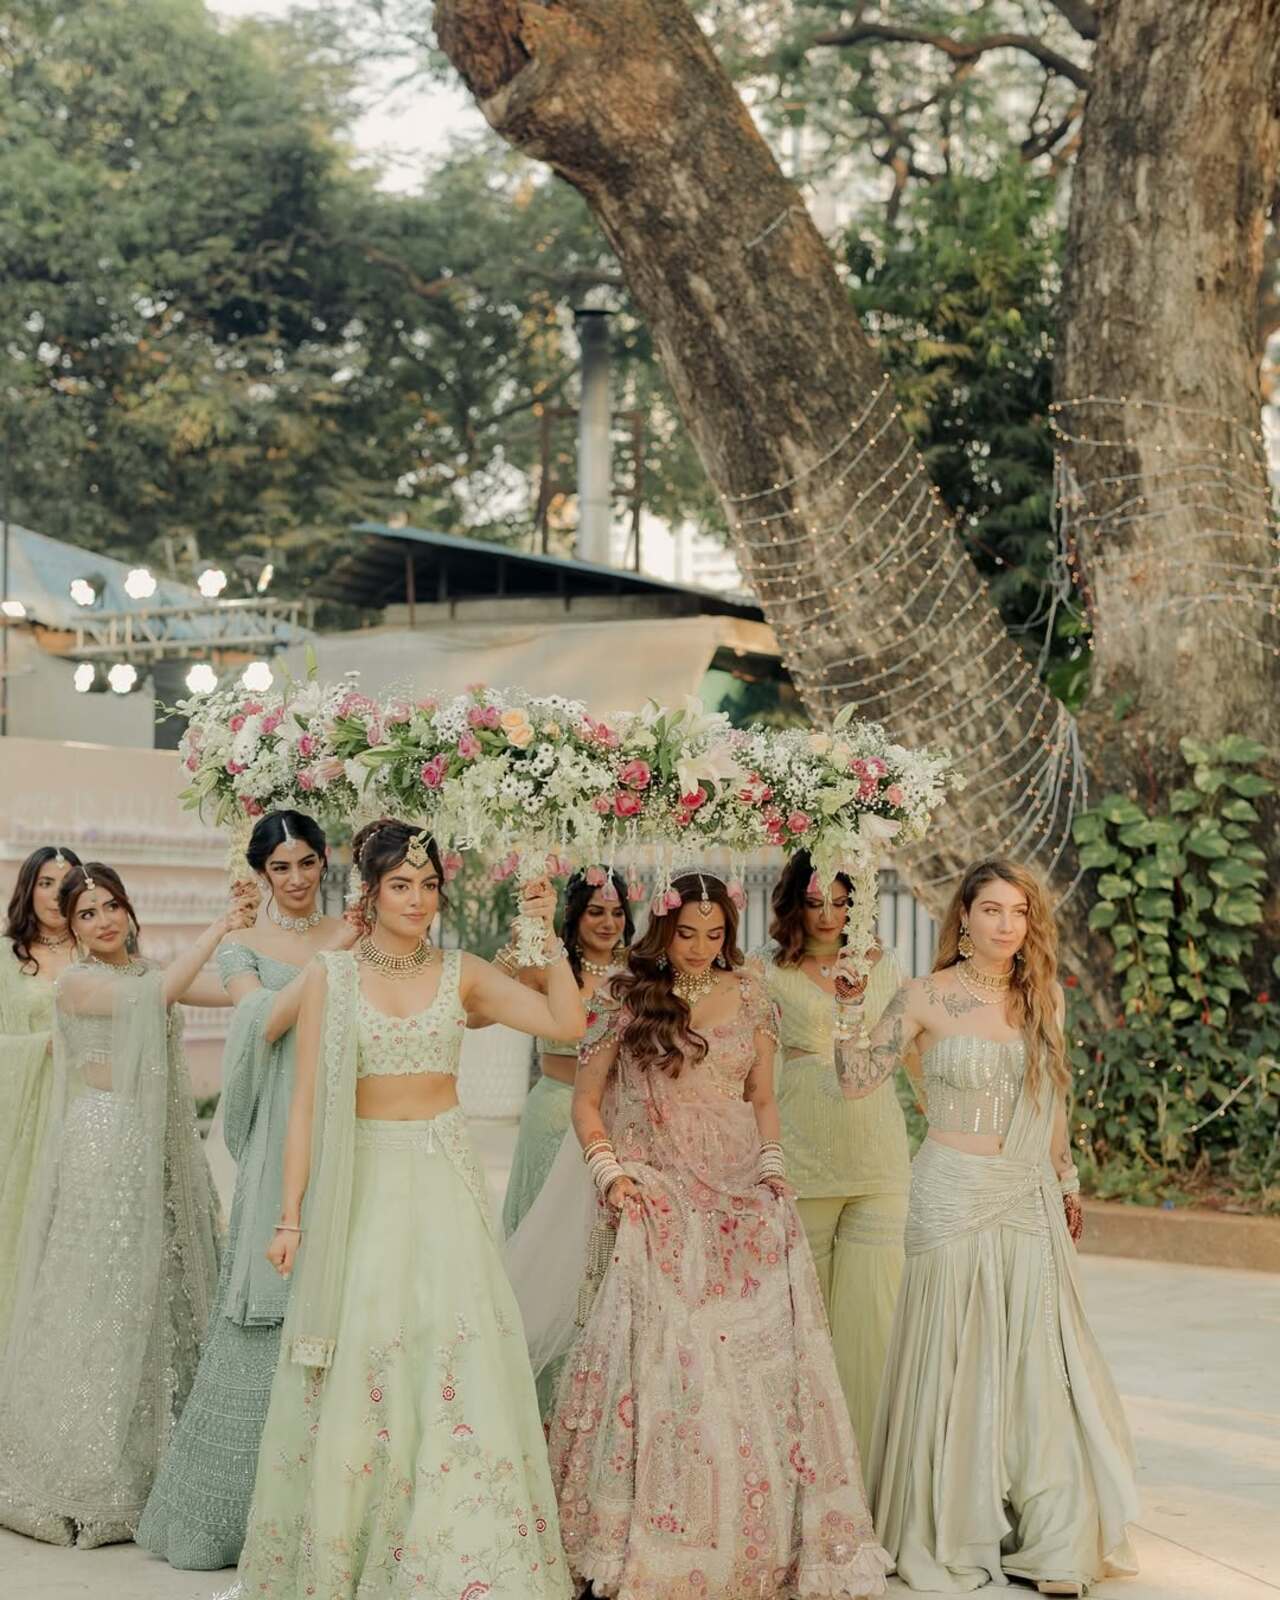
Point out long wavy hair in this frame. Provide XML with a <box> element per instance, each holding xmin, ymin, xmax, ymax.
<box><xmin>59</xmin><ymin>863</ymin><xmax>142</xmax><ymax>955</ymax></box>
<box><xmin>934</xmin><ymin>858</ymin><xmax>1066</xmax><ymax>1102</ymax></box>
<box><xmin>562</xmin><ymin>869</ymin><xmax>634</xmax><ymax>984</ymax></box>
<box><xmin>769</xmin><ymin>849</ymin><xmax>854</xmax><ymax>968</ymax></box>
<box><xmin>5</xmin><ymin>845</ymin><xmax>84</xmax><ymax>972</ymax></box>
<box><xmin>613</xmin><ymin>873</ymin><xmax>744</xmax><ymax>1076</ymax></box>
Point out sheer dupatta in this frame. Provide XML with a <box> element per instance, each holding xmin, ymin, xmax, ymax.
<box><xmin>0</xmin><ymin>962</ymin><xmax>219</xmax><ymax>1522</ymax></box>
<box><xmin>282</xmin><ymin>949</ymin><xmax>360</xmax><ymax>1369</ymax></box>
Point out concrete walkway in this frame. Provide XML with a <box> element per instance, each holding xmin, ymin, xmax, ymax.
<box><xmin>2</xmin><ymin>1126</ymin><xmax>1277</xmax><ymax>1598</ymax></box>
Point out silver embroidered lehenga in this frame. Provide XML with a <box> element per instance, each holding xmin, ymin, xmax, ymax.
<box><xmin>534</xmin><ymin>971</ymin><xmax>891</xmax><ymax>1600</ymax></box>
<box><xmin>0</xmin><ymin>958</ymin><xmax>220</xmax><ymax>1548</ymax></box>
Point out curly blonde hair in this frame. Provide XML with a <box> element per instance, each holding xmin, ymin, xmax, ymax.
<box><xmin>934</xmin><ymin>858</ymin><xmax>1066</xmax><ymax>1104</ymax></box>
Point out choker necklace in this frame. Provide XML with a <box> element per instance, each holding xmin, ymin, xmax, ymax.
<box><xmin>268</xmin><ymin>901</ymin><xmax>322</xmax><ymax>933</ymax></box>
<box><xmin>84</xmin><ymin>951</ymin><xmax>148</xmax><ymax>976</ymax></box>
<box><xmin>34</xmin><ymin>930</ymin><xmax>72</xmax><ymax>950</ymax></box>
<box><xmin>357</xmin><ymin>934</ymin><xmax>434</xmax><ymax>978</ymax></box>
<box><xmin>578</xmin><ymin>948</ymin><xmax>624</xmax><ymax>978</ymax></box>
<box><xmin>956</xmin><ymin>960</ymin><xmax>1013</xmax><ymax>1005</ymax></box>
<box><xmin>804</xmin><ymin>940</ymin><xmax>844</xmax><ymax>979</ymax></box>
<box><xmin>672</xmin><ymin>968</ymin><xmax>717</xmax><ymax>1005</ymax></box>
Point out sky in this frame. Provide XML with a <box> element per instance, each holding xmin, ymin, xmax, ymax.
<box><xmin>209</xmin><ymin>0</ymin><xmax>487</xmax><ymax>190</ymax></box>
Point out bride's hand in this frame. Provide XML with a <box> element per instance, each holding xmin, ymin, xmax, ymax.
<box><xmin>266</xmin><ymin>1227</ymin><xmax>301</xmax><ymax>1277</ymax></box>
<box><xmin>605</xmin><ymin>1174</ymin><xmax>641</xmax><ymax>1213</ymax></box>
<box><xmin>759</xmin><ymin>1174</ymin><xmax>791</xmax><ymax>1199</ymax></box>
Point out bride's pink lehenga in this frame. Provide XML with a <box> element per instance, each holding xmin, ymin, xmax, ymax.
<box><xmin>546</xmin><ymin>972</ymin><xmax>890</xmax><ymax>1600</ymax></box>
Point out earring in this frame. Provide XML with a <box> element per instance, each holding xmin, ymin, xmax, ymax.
<box><xmin>714</xmin><ymin>953</ymin><xmax>728</xmax><ymax>969</ymax></box>
<box><xmin>656</xmin><ymin>954</ymin><xmax>668</xmax><ymax>972</ymax></box>
<box><xmin>1014</xmin><ymin>948</ymin><xmax>1025</xmax><ymax>964</ymax></box>
<box><xmin>958</xmin><ymin>924</ymin><xmax>975</xmax><ymax>959</ymax></box>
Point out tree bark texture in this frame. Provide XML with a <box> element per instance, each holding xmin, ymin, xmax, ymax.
<box><xmin>436</xmin><ymin>0</ymin><xmax>1280</xmax><ymax>977</ymax></box>
<box><xmin>437</xmin><ymin>0</ymin><xmax>1082</xmax><ymax>917</ymax></box>
<box><xmin>1058</xmin><ymin>0</ymin><xmax>1280</xmax><ymax>786</ymax></box>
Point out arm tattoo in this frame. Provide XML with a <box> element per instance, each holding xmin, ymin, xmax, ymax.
<box><xmin>834</xmin><ymin>984</ymin><xmax>910</xmax><ymax>1097</ymax></box>
<box><xmin>921</xmin><ymin>975</ymin><xmax>984</xmax><ymax>1019</ymax></box>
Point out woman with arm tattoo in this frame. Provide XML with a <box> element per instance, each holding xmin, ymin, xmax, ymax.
<box><xmin>832</xmin><ymin>859</ymin><xmax>1138</xmax><ymax>1598</ymax></box>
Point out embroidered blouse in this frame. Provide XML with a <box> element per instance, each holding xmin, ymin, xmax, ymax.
<box><xmin>921</xmin><ymin>1034</ymin><xmax>1025</xmax><ymax>1138</ymax></box>
<box><xmin>355</xmin><ymin>949</ymin><xmax>467</xmax><ymax>1078</ymax></box>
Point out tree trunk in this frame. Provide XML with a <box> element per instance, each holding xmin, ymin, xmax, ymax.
<box><xmin>435</xmin><ymin>0</ymin><xmax>1280</xmax><ymax>980</ymax></box>
<box><xmin>436</xmin><ymin>0</ymin><xmax>1081</xmax><ymax>916</ymax></box>
<box><xmin>1058</xmin><ymin>0</ymin><xmax>1280</xmax><ymax>785</ymax></box>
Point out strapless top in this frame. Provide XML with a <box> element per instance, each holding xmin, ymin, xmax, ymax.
<box><xmin>922</xmin><ymin>1034</ymin><xmax>1025</xmax><ymax>1137</ymax></box>
<box><xmin>356</xmin><ymin>949</ymin><xmax>466</xmax><ymax>1078</ymax></box>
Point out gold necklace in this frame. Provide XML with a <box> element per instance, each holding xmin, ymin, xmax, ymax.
<box><xmin>956</xmin><ymin>962</ymin><xmax>1012</xmax><ymax>1006</ymax></box>
<box><xmin>357</xmin><ymin>935</ymin><xmax>434</xmax><ymax>978</ymax></box>
<box><xmin>961</xmin><ymin>959</ymin><xmax>1013</xmax><ymax>990</ymax></box>
<box><xmin>34</xmin><ymin>930</ymin><xmax>72</xmax><ymax>950</ymax></box>
<box><xmin>672</xmin><ymin>968</ymin><xmax>717</xmax><ymax>1005</ymax></box>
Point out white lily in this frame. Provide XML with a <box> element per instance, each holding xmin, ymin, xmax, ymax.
<box><xmin>676</xmin><ymin>740</ymin><xmax>743</xmax><ymax>800</ymax></box>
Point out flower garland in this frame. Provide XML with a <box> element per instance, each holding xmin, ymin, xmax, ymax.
<box><xmin>177</xmin><ymin>677</ymin><xmax>957</xmax><ymax>972</ymax></box>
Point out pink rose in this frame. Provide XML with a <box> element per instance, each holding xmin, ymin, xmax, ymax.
<box><xmin>884</xmin><ymin>784</ymin><xmax>905</xmax><ymax>807</ymax></box>
<box><xmin>467</xmin><ymin>706</ymin><xmax>486</xmax><ymax>728</ymax></box>
<box><xmin>242</xmin><ymin>700</ymin><xmax>264</xmax><ymax>716</ymax></box>
<box><xmin>297</xmin><ymin>733</ymin><xmax>317</xmax><ymax>759</ymax></box>
<box><xmin>483</xmin><ymin>705</ymin><xmax>501</xmax><ymax>729</ymax></box>
<box><xmin>420</xmin><ymin>754</ymin><xmax>448</xmax><ymax>789</ymax></box>
<box><xmin>592</xmin><ymin>795</ymin><xmax>613</xmax><ymax>815</ymax></box>
<box><xmin>457</xmin><ymin>732</ymin><xmax>481</xmax><ymax>760</ymax></box>
<box><xmin>225</xmin><ymin>759</ymin><xmax>246</xmax><ymax>775</ymax></box>
<box><xmin>618</xmin><ymin>759</ymin><xmax>651</xmax><ymax>790</ymax></box>
<box><xmin>385</xmin><ymin>700</ymin><xmax>412</xmax><ymax>725</ymax></box>
<box><xmin>585</xmin><ymin>865</ymin><xmax>607</xmax><ymax>886</ymax></box>
<box><xmin>681</xmin><ymin>788</ymin><xmax>707</xmax><ymax>811</ymax></box>
<box><xmin>786</xmin><ymin>811</ymin><xmax>811</xmax><ymax>835</ymax></box>
<box><xmin>229</xmin><ymin>714</ymin><xmax>246</xmax><ymax>734</ymax></box>
<box><xmin>261</xmin><ymin>709</ymin><xmax>283</xmax><ymax>736</ymax></box>
<box><xmin>442</xmin><ymin>851</ymin><xmax>463</xmax><ymax>882</ymax></box>
<box><xmin>242</xmin><ymin>797</ymin><xmax>263</xmax><ymax>817</ymax></box>
<box><xmin>614</xmin><ymin>791</ymin><xmax>643</xmax><ymax>818</ymax></box>
<box><xmin>416</xmin><ymin>695</ymin><xmax>439</xmax><ymax>713</ymax></box>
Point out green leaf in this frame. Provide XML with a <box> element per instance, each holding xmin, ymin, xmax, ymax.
<box><xmin>1185</xmin><ymin>825</ymin><xmax>1230</xmax><ymax>859</ymax></box>
<box><xmin>1096</xmin><ymin>873</ymin><xmax>1132</xmax><ymax>901</ymax></box>
<box><xmin>1179</xmin><ymin>737</ymin><xmax>1214</xmax><ymax>765</ymax></box>
<box><xmin>1220</xmin><ymin>823</ymin><xmax>1251</xmax><ymax>842</ymax></box>
<box><xmin>1088</xmin><ymin>900</ymin><xmax>1119</xmax><ymax>930</ymax></box>
<box><xmin>1208</xmin><ymin>858</ymin><xmax>1263</xmax><ymax>890</ymax></box>
<box><xmin>1151</xmin><ymin>976</ymin><xmax>1175</xmax><ymax>995</ymax></box>
<box><xmin>1112</xmin><ymin>950</ymin><xmax>1135</xmax><ymax>974</ymax></box>
<box><xmin>1117</xmin><ymin>820</ymin><xmax>1159</xmax><ymax>849</ymax></box>
<box><xmin>1192</xmin><ymin>766</ymin><xmax>1228</xmax><ymax>794</ymax></box>
<box><xmin>1228</xmin><ymin>773</ymin><xmax>1275</xmax><ymax>798</ymax></box>
<box><xmin>1214</xmin><ymin>894</ymin><xmax>1263</xmax><ymax>927</ymax></box>
<box><xmin>1167</xmin><ymin>999</ymin><xmax>1196</xmax><ymax>1022</ymax></box>
<box><xmin>1214</xmin><ymin>734</ymin><xmax>1268</xmax><ymax>764</ymax></box>
<box><xmin>1219</xmin><ymin>797</ymin><xmax>1260</xmax><ymax>823</ymax></box>
<box><xmin>1168</xmin><ymin>789</ymin><xmax>1201</xmax><ymax>814</ymax></box>
<box><xmin>1072</xmin><ymin>813</ymin><xmax>1106</xmax><ymax>845</ymax></box>
<box><xmin>1272</xmin><ymin>954</ymin><xmax>1280</xmax><ymax>979</ymax></box>
<box><xmin>1077</xmin><ymin>842</ymin><xmax>1117</xmax><ymax>871</ymax></box>
<box><xmin>1111</xmin><ymin>925</ymin><xmax>1136</xmax><ymax>948</ymax></box>
<box><xmin>1099</xmin><ymin>795</ymin><xmax>1146</xmax><ymax>826</ymax></box>
<box><xmin>1135</xmin><ymin>891</ymin><xmax>1175</xmax><ymax>919</ymax></box>
<box><xmin>1132</xmin><ymin>862</ymin><xmax>1174</xmax><ymax>890</ymax></box>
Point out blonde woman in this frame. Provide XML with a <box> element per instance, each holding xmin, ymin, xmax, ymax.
<box><xmin>833</xmin><ymin>859</ymin><xmax>1138</xmax><ymax>1597</ymax></box>
<box><xmin>753</xmin><ymin>851</ymin><xmax>910</xmax><ymax>1462</ymax></box>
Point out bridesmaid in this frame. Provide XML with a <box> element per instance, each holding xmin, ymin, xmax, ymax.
<box><xmin>499</xmin><ymin>867</ymin><xmax>632</xmax><ymax>1239</ymax></box>
<box><xmin>833</xmin><ymin>858</ymin><xmax>1138</xmax><ymax>1596</ymax></box>
<box><xmin>139</xmin><ymin>810</ymin><xmax>357</xmax><ymax>1570</ymax></box>
<box><xmin>754</xmin><ymin>852</ymin><xmax>911</xmax><ymax>1463</ymax></box>
<box><xmin>225</xmin><ymin>818</ymin><xmax>583</xmax><ymax>1599</ymax></box>
<box><xmin>525</xmin><ymin>873</ymin><xmax>891</xmax><ymax>1600</ymax></box>
<box><xmin>0</xmin><ymin>844</ymin><xmax>82</xmax><ymax>1345</ymax></box>
<box><xmin>0</xmin><ymin>863</ymin><xmax>249</xmax><ymax>1548</ymax></box>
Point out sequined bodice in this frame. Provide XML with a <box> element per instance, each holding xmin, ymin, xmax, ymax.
<box><xmin>59</xmin><ymin>958</ymin><xmax>159</xmax><ymax>1062</ymax></box>
<box><xmin>355</xmin><ymin>949</ymin><xmax>466</xmax><ymax>1078</ymax></box>
<box><xmin>922</xmin><ymin>1034</ymin><xmax>1025</xmax><ymax>1137</ymax></box>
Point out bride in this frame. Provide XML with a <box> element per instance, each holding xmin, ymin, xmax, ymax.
<box><xmin>510</xmin><ymin>871</ymin><xmax>891</xmax><ymax>1600</ymax></box>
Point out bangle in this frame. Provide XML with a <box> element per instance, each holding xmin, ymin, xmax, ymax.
<box><xmin>582</xmin><ymin>1138</ymin><xmax>613</xmax><ymax>1164</ymax></box>
<box><xmin>274</xmin><ymin>1223</ymin><xmax>303</xmax><ymax>1234</ymax></box>
<box><xmin>1058</xmin><ymin>1166</ymin><xmax>1081</xmax><ymax>1197</ymax></box>
<box><xmin>493</xmin><ymin>944</ymin><xmax>519</xmax><ymax>975</ymax></box>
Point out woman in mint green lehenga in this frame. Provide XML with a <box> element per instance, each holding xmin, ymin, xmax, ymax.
<box><xmin>139</xmin><ymin>810</ymin><xmax>356</xmax><ymax>1570</ymax></box>
<box><xmin>833</xmin><ymin>858</ymin><xmax>1138</xmax><ymax>1598</ymax></box>
<box><xmin>220</xmin><ymin>818</ymin><xmax>585</xmax><ymax>1600</ymax></box>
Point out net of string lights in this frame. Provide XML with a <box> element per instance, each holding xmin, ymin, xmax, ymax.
<box><xmin>720</xmin><ymin>376</ymin><xmax>1087</xmax><ymax>897</ymax></box>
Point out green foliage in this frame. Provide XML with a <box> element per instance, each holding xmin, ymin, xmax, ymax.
<box><xmin>849</xmin><ymin>163</ymin><xmax>1084</xmax><ymax>700</ymax></box>
<box><xmin>1069</xmin><ymin>737</ymin><xmax>1279</xmax><ymax>1210</ymax></box>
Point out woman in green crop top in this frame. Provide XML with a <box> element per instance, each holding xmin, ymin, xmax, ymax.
<box><xmin>832</xmin><ymin>858</ymin><xmax>1138</xmax><ymax>1597</ymax></box>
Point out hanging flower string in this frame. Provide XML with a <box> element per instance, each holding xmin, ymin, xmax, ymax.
<box><xmin>177</xmin><ymin>679</ymin><xmax>958</xmax><ymax>976</ymax></box>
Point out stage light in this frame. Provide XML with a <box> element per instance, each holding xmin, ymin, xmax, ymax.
<box><xmin>70</xmin><ymin>578</ymin><xmax>98</xmax><ymax>607</ymax></box>
<box><xmin>185</xmin><ymin>662</ymin><xmax>218</xmax><ymax>694</ymax></box>
<box><xmin>197</xmin><ymin>567</ymin><xmax>228</xmax><ymax>598</ymax></box>
<box><xmin>1</xmin><ymin>600</ymin><xmax>25</xmax><ymax>618</ymax></box>
<box><xmin>108</xmin><ymin>662</ymin><xmax>138</xmax><ymax>694</ymax></box>
<box><xmin>124</xmin><ymin>567</ymin><xmax>157</xmax><ymax>600</ymax></box>
<box><xmin>255</xmin><ymin>562</ymin><xmax>275</xmax><ymax>594</ymax></box>
<box><xmin>73</xmin><ymin>663</ymin><xmax>96</xmax><ymax>693</ymax></box>
<box><xmin>241</xmin><ymin>660</ymin><xmax>273</xmax><ymax>692</ymax></box>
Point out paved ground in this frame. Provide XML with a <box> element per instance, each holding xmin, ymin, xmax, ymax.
<box><xmin>3</xmin><ymin>1117</ymin><xmax>1278</xmax><ymax>1599</ymax></box>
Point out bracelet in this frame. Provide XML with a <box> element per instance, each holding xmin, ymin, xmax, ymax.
<box><xmin>1058</xmin><ymin>1166</ymin><xmax>1081</xmax><ymax>1197</ymax></box>
<box><xmin>534</xmin><ymin>935</ymin><xmax>569</xmax><ymax>969</ymax></box>
<box><xmin>586</xmin><ymin>1149</ymin><xmax>627</xmax><ymax>1198</ymax></box>
<box><xmin>581</xmin><ymin>1138</ymin><xmax>613</xmax><ymax>1165</ymax></box>
<box><xmin>274</xmin><ymin>1223</ymin><xmax>303</xmax><ymax>1234</ymax></box>
<box><xmin>493</xmin><ymin>944</ymin><xmax>519</xmax><ymax>975</ymax></box>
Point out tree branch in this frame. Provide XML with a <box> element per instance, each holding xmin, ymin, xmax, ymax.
<box><xmin>1046</xmin><ymin>0</ymin><xmax>1100</xmax><ymax>41</ymax></box>
<box><xmin>813</xmin><ymin>21</ymin><xmax>1092</xmax><ymax>92</ymax></box>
